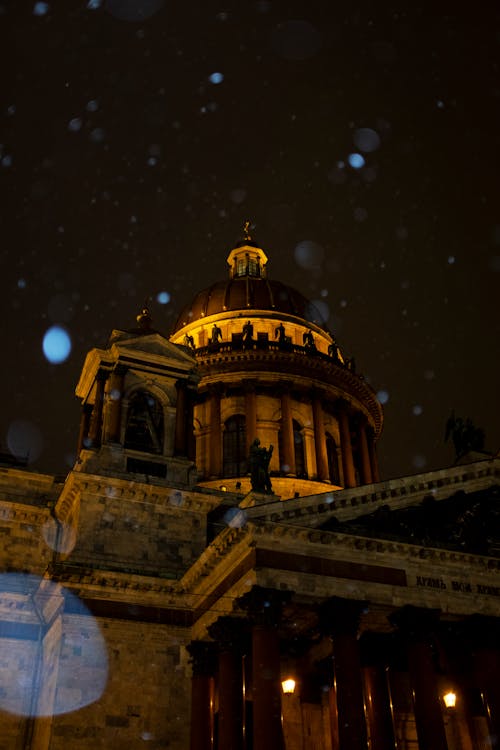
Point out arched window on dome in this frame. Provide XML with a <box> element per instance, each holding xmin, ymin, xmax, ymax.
<box><xmin>223</xmin><ymin>415</ymin><xmax>247</xmax><ymax>477</ymax></box>
<box><xmin>326</xmin><ymin>433</ymin><xmax>340</xmax><ymax>485</ymax></box>
<box><xmin>293</xmin><ymin>420</ymin><xmax>306</xmax><ymax>478</ymax></box>
<box><xmin>124</xmin><ymin>390</ymin><xmax>164</xmax><ymax>454</ymax></box>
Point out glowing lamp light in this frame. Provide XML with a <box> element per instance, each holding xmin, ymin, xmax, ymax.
<box><xmin>281</xmin><ymin>678</ymin><xmax>296</xmax><ymax>695</ymax></box>
<box><xmin>443</xmin><ymin>691</ymin><xmax>457</xmax><ymax>709</ymax></box>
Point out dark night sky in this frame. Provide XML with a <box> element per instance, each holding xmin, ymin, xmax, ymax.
<box><xmin>3</xmin><ymin>0</ymin><xmax>500</xmax><ymax>481</ymax></box>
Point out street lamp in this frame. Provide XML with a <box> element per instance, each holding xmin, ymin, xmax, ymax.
<box><xmin>281</xmin><ymin>678</ymin><xmax>296</xmax><ymax>695</ymax></box>
<box><xmin>443</xmin><ymin>691</ymin><xmax>457</xmax><ymax>709</ymax></box>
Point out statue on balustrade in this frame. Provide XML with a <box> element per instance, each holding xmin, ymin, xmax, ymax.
<box><xmin>248</xmin><ymin>438</ymin><xmax>273</xmax><ymax>494</ymax></box>
<box><xmin>242</xmin><ymin>320</ymin><xmax>254</xmax><ymax>346</ymax></box>
<box><xmin>445</xmin><ymin>411</ymin><xmax>485</xmax><ymax>460</ymax></box>
<box><xmin>328</xmin><ymin>337</ymin><xmax>344</xmax><ymax>364</ymax></box>
<box><xmin>183</xmin><ymin>333</ymin><xmax>195</xmax><ymax>350</ymax></box>
<box><xmin>303</xmin><ymin>329</ymin><xmax>316</xmax><ymax>351</ymax></box>
<box><xmin>211</xmin><ymin>323</ymin><xmax>223</xmax><ymax>344</ymax></box>
<box><xmin>275</xmin><ymin>321</ymin><xmax>286</xmax><ymax>344</ymax></box>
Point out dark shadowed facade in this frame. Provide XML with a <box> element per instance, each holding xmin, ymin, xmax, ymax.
<box><xmin>0</xmin><ymin>236</ymin><xmax>499</xmax><ymax>750</ymax></box>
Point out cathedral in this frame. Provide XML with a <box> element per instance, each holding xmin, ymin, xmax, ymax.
<box><xmin>1</xmin><ymin>231</ymin><xmax>499</xmax><ymax>750</ymax></box>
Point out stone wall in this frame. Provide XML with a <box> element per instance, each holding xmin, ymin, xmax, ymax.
<box><xmin>50</xmin><ymin>618</ymin><xmax>191</xmax><ymax>750</ymax></box>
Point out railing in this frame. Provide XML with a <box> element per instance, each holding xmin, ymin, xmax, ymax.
<box><xmin>187</xmin><ymin>335</ymin><xmax>355</xmax><ymax>371</ymax></box>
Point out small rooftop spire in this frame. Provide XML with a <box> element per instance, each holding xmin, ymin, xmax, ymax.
<box><xmin>243</xmin><ymin>220</ymin><xmax>252</xmax><ymax>242</ymax></box>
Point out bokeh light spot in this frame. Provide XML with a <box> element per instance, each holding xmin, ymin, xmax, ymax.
<box><xmin>294</xmin><ymin>240</ymin><xmax>324</xmax><ymax>270</ymax></box>
<box><xmin>412</xmin><ymin>454</ymin><xmax>427</xmax><ymax>469</ymax></box>
<box><xmin>412</xmin><ymin>405</ymin><xmax>423</xmax><ymax>416</ymax></box>
<box><xmin>42</xmin><ymin>326</ymin><xmax>72</xmax><ymax>364</ymax></box>
<box><xmin>353</xmin><ymin>127</ymin><xmax>381</xmax><ymax>153</ymax></box>
<box><xmin>156</xmin><ymin>291</ymin><xmax>171</xmax><ymax>304</ymax></box>
<box><xmin>209</xmin><ymin>72</ymin><xmax>224</xmax><ymax>84</ymax></box>
<box><xmin>377</xmin><ymin>389</ymin><xmax>389</xmax><ymax>405</ymax></box>
<box><xmin>348</xmin><ymin>153</ymin><xmax>365</xmax><ymax>169</ymax></box>
<box><xmin>7</xmin><ymin>420</ymin><xmax>43</xmax><ymax>464</ymax></box>
<box><xmin>33</xmin><ymin>1</ymin><xmax>49</xmax><ymax>15</ymax></box>
<box><xmin>0</xmin><ymin>574</ymin><xmax>108</xmax><ymax>717</ymax></box>
<box><xmin>223</xmin><ymin>508</ymin><xmax>247</xmax><ymax>528</ymax></box>
<box><xmin>68</xmin><ymin>117</ymin><xmax>82</xmax><ymax>132</ymax></box>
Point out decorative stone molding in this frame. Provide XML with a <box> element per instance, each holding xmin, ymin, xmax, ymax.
<box><xmin>245</xmin><ymin>457</ymin><xmax>500</xmax><ymax>527</ymax></box>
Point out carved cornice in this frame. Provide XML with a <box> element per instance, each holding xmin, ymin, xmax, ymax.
<box><xmin>61</xmin><ymin>471</ymin><xmax>223</xmax><ymax>513</ymax></box>
<box><xmin>249</xmin><ymin>520</ymin><xmax>500</xmax><ymax>572</ymax></box>
<box><xmin>245</xmin><ymin>458</ymin><xmax>500</xmax><ymax>528</ymax></box>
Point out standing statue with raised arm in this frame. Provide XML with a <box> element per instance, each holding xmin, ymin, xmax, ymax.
<box><xmin>248</xmin><ymin>438</ymin><xmax>274</xmax><ymax>494</ymax></box>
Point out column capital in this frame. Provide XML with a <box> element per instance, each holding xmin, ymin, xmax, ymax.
<box><xmin>389</xmin><ymin>605</ymin><xmax>441</xmax><ymax>641</ymax></box>
<box><xmin>318</xmin><ymin>596</ymin><xmax>368</xmax><ymax>637</ymax></box>
<box><xmin>186</xmin><ymin>641</ymin><xmax>217</xmax><ymax>677</ymax></box>
<box><xmin>459</xmin><ymin>614</ymin><xmax>500</xmax><ymax>650</ymax></box>
<box><xmin>207</xmin><ymin>616</ymin><xmax>250</xmax><ymax>652</ymax></box>
<box><xmin>236</xmin><ymin>585</ymin><xmax>291</xmax><ymax>628</ymax></box>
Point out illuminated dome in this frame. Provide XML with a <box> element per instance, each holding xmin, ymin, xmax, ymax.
<box><xmin>172</xmin><ymin>241</ymin><xmax>326</xmax><ymax>333</ymax></box>
<box><xmin>169</xmin><ymin>231</ymin><xmax>383</xmax><ymax>500</ymax></box>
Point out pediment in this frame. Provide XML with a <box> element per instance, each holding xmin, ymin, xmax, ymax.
<box><xmin>319</xmin><ymin>485</ymin><xmax>500</xmax><ymax>557</ymax></box>
<box><xmin>108</xmin><ymin>330</ymin><xmax>196</xmax><ymax>366</ymax></box>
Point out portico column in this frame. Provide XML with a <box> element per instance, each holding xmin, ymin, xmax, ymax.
<box><xmin>186</xmin><ymin>641</ymin><xmax>217</xmax><ymax>750</ymax></box>
<box><xmin>312</xmin><ymin>392</ymin><xmax>329</xmax><ymax>481</ymax></box>
<box><xmin>237</xmin><ymin>586</ymin><xmax>291</xmax><ymax>750</ymax></box>
<box><xmin>208</xmin><ymin>388</ymin><xmax>222</xmax><ymax>477</ymax></box>
<box><xmin>280</xmin><ymin>386</ymin><xmax>295</xmax><ymax>475</ymax></box>
<box><xmin>208</xmin><ymin>617</ymin><xmax>248</xmax><ymax>750</ymax></box>
<box><xmin>244</xmin><ymin>381</ymin><xmax>257</xmax><ymax>454</ymax></box>
<box><xmin>360</xmin><ymin>634</ymin><xmax>396</xmax><ymax>750</ymax></box>
<box><xmin>466</xmin><ymin>616</ymin><xmax>500</xmax><ymax>749</ymax></box>
<box><xmin>88</xmin><ymin>370</ymin><xmax>108</xmax><ymax>448</ymax></box>
<box><xmin>367</xmin><ymin>429</ymin><xmax>380</xmax><ymax>483</ymax></box>
<box><xmin>358</xmin><ymin>421</ymin><xmax>373</xmax><ymax>485</ymax></box>
<box><xmin>175</xmin><ymin>380</ymin><xmax>187</xmax><ymax>456</ymax></box>
<box><xmin>319</xmin><ymin>597</ymin><xmax>369</xmax><ymax>750</ymax></box>
<box><xmin>390</xmin><ymin>606</ymin><xmax>448</xmax><ymax>750</ymax></box>
<box><xmin>338</xmin><ymin>404</ymin><xmax>356</xmax><ymax>488</ymax></box>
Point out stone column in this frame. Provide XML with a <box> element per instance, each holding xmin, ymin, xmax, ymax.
<box><xmin>360</xmin><ymin>634</ymin><xmax>396</xmax><ymax>750</ymax></box>
<box><xmin>104</xmin><ymin>366</ymin><xmax>126</xmax><ymax>443</ymax></box>
<box><xmin>358</xmin><ymin>421</ymin><xmax>373</xmax><ymax>485</ymax></box>
<box><xmin>367</xmin><ymin>429</ymin><xmax>380</xmax><ymax>483</ymax></box>
<box><xmin>390</xmin><ymin>606</ymin><xmax>448</xmax><ymax>750</ymax></box>
<box><xmin>244</xmin><ymin>381</ymin><xmax>257</xmax><ymax>454</ymax></box>
<box><xmin>175</xmin><ymin>380</ymin><xmax>187</xmax><ymax>456</ymax></box>
<box><xmin>319</xmin><ymin>597</ymin><xmax>368</xmax><ymax>750</ymax></box>
<box><xmin>338</xmin><ymin>404</ymin><xmax>356</xmax><ymax>488</ymax></box>
<box><xmin>466</xmin><ymin>616</ymin><xmax>500</xmax><ymax>750</ymax></box>
<box><xmin>236</xmin><ymin>586</ymin><xmax>291</xmax><ymax>750</ymax></box>
<box><xmin>88</xmin><ymin>370</ymin><xmax>108</xmax><ymax>448</ymax></box>
<box><xmin>186</xmin><ymin>387</ymin><xmax>196</xmax><ymax>461</ymax></box>
<box><xmin>312</xmin><ymin>392</ymin><xmax>329</xmax><ymax>481</ymax></box>
<box><xmin>208</xmin><ymin>617</ymin><xmax>248</xmax><ymax>750</ymax></box>
<box><xmin>280</xmin><ymin>386</ymin><xmax>295</xmax><ymax>475</ymax></box>
<box><xmin>208</xmin><ymin>388</ymin><xmax>222</xmax><ymax>477</ymax></box>
<box><xmin>186</xmin><ymin>641</ymin><xmax>217</xmax><ymax>750</ymax></box>
<box><xmin>76</xmin><ymin>403</ymin><xmax>93</xmax><ymax>454</ymax></box>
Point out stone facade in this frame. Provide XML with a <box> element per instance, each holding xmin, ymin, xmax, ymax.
<box><xmin>1</xmin><ymin>236</ymin><xmax>499</xmax><ymax>749</ymax></box>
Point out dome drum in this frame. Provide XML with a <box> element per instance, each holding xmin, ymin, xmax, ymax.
<box><xmin>170</xmin><ymin>236</ymin><xmax>383</xmax><ymax>499</ymax></box>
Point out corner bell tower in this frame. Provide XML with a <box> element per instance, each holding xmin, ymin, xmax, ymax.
<box><xmin>74</xmin><ymin>307</ymin><xmax>199</xmax><ymax>487</ymax></box>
